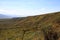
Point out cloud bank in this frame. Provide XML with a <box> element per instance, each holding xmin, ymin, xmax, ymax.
<box><xmin>0</xmin><ymin>8</ymin><xmax>58</xmax><ymax>17</ymax></box>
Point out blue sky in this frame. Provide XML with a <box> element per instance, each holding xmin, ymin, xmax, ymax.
<box><xmin>0</xmin><ymin>0</ymin><xmax>60</xmax><ymax>17</ymax></box>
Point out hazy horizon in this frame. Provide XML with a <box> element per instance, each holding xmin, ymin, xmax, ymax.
<box><xmin>0</xmin><ymin>0</ymin><xmax>60</xmax><ymax>17</ymax></box>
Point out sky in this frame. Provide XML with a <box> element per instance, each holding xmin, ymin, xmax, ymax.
<box><xmin>0</xmin><ymin>0</ymin><xmax>60</xmax><ymax>17</ymax></box>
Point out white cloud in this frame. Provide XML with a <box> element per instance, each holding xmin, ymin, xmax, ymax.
<box><xmin>0</xmin><ymin>8</ymin><xmax>56</xmax><ymax>17</ymax></box>
<box><xmin>0</xmin><ymin>9</ymin><xmax>17</xmax><ymax>14</ymax></box>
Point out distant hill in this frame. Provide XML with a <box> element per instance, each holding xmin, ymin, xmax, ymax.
<box><xmin>0</xmin><ymin>14</ymin><xmax>11</xmax><ymax>19</ymax></box>
<box><xmin>0</xmin><ymin>12</ymin><xmax>60</xmax><ymax>40</ymax></box>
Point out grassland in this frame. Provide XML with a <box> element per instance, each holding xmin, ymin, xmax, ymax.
<box><xmin>0</xmin><ymin>12</ymin><xmax>60</xmax><ymax>40</ymax></box>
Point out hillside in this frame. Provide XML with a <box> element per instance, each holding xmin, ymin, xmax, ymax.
<box><xmin>0</xmin><ymin>12</ymin><xmax>60</xmax><ymax>40</ymax></box>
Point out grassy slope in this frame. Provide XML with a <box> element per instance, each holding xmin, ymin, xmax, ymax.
<box><xmin>0</xmin><ymin>12</ymin><xmax>60</xmax><ymax>40</ymax></box>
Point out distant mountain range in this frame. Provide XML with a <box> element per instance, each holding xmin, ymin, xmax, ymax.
<box><xmin>0</xmin><ymin>14</ymin><xmax>12</xmax><ymax>19</ymax></box>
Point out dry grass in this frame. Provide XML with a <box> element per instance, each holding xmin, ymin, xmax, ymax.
<box><xmin>0</xmin><ymin>12</ymin><xmax>60</xmax><ymax>40</ymax></box>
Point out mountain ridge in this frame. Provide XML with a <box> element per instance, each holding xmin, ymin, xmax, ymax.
<box><xmin>0</xmin><ymin>14</ymin><xmax>11</xmax><ymax>19</ymax></box>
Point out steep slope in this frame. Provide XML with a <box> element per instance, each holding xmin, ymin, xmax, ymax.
<box><xmin>0</xmin><ymin>12</ymin><xmax>60</xmax><ymax>40</ymax></box>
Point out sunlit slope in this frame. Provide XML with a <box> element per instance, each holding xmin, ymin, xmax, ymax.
<box><xmin>0</xmin><ymin>12</ymin><xmax>60</xmax><ymax>40</ymax></box>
